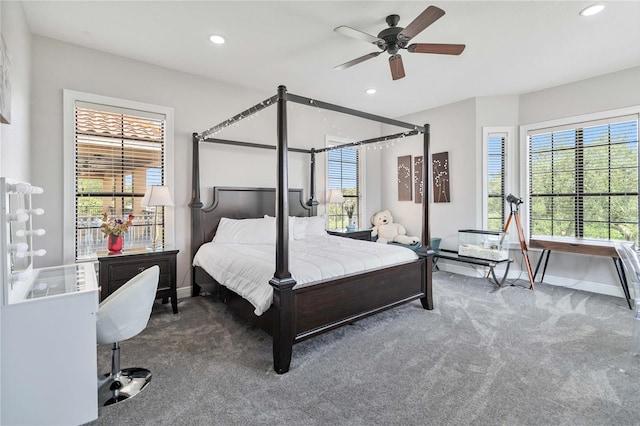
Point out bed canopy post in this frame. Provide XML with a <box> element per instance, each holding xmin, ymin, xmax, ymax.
<box><xmin>417</xmin><ymin>124</ymin><xmax>434</xmax><ymax>310</ymax></box>
<box><xmin>190</xmin><ymin>132</ymin><xmax>204</xmax><ymax>297</ymax></box>
<box><xmin>420</xmin><ymin>124</ymin><xmax>431</xmax><ymax>249</ymax></box>
<box><xmin>190</xmin><ymin>87</ymin><xmax>434</xmax><ymax>372</ymax></box>
<box><xmin>269</xmin><ymin>85</ymin><xmax>297</xmax><ymax>374</ymax></box>
<box><xmin>273</xmin><ymin>85</ymin><xmax>293</xmax><ymax>280</ymax></box>
<box><xmin>307</xmin><ymin>148</ymin><xmax>319</xmax><ymax>213</ymax></box>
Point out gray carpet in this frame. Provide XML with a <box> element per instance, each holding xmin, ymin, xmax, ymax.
<box><xmin>89</xmin><ymin>272</ymin><xmax>640</xmax><ymax>426</ymax></box>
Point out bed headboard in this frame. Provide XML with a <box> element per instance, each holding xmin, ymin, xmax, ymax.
<box><xmin>194</xmin><ymin>186</ymin><xmax>313</xmax><ymax>249</ymax></box>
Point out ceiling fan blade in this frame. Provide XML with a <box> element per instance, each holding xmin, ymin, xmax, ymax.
<box><xmin>334</xmin><ymin>51</ymin><xmax>382</xmax><ymax>71</ymax></box>
<box><xmin>389</xmin><ymin>54</ymin><xmax>405</xmax><ymax>80</ymax></box>
<box><xmin>334</xmin><ymin>26</ymin><xmax>385</xmax><ymax>46</ymax></box>
<box><xmin>407</xmin><ymin>43</ymin><xmax>466</xmax><ymax>55</ymax></box>
<box><xmin>398</xmin><ymin>6</ymin><xmax>445</xmax><ymax>43</ymax></box>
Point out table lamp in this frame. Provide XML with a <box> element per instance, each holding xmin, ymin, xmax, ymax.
<box><xmin>141</xmin><ymin>185</ymin><xmax>174</xmax><ymax>249</ymax></box>
<box><xmin>327</xmin><ymin>189</ymin><xmax>344</xmax><ymax>229</ymax></box>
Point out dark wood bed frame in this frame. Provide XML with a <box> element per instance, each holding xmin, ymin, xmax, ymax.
<box><xmin>190</xmin><ymin>85</ymin><xmax>434</xmax><ymax>374</ymax></box>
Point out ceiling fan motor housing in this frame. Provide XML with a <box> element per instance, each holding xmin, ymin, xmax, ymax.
<box><xmin>377</xmin><ymin>16</ymin><xmax>405</xmax><ymax>54</ymax></box>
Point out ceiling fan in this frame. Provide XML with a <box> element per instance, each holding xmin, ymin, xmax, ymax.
<box><xmin>333</xmin><ymin>5</ymin><xmax>465</xmax><ymax>80</ymax></box>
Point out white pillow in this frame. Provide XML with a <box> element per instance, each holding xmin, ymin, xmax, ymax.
<box><xmin>213</xmin><ymin>217</ymin><xmax>275</xmax><ymax>244</ymax></box>
<box><xmin>291</xmin><ymin>217</ymin><xmax>308</xmax><ymax>240</ymax></box>
<box><xmin>264</xmin><ymin>215</ymin><xmax>309</xmax><ymax>241</ymax></box>
<box><xmin>299</xmin><ymin>215</ymin><xmax>326</xmax><ymax>237</ymax></box>
<box><xmin>263</xmin><ymin>215</ymin><xmax>308</xmax><ymax>240</ymax></box>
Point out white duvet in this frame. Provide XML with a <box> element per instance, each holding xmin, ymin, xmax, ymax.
<box><xmin>192</xmin><ymin>235</ymin><xmax>419</xmax><ymax>315</ymax></box>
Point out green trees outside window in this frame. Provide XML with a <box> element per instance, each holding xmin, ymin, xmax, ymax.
<box><xmin>487</xmin><ymin>135</ymin><xmax>506</xmax><ymax>232</ymax></box>
<box><xmin>327</xmin><ymin>146</ymin><xmax>359</xmax><ymax>230</ymax></box>
<box><xmin>529</xmin><ymin>118</ymin><xmax>639</xmax><ymax>242</ymax></box>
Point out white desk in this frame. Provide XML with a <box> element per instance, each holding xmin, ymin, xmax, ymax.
<box><xmin>1</xmin><ymin>263</ymin><xmax>99</xmax><ymax>425</ymax></box>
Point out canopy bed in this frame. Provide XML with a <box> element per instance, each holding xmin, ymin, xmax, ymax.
<box><xmin>190</xmin><ymin>85</ymin><xmax>434</xmax><ymax>373</ymax></box>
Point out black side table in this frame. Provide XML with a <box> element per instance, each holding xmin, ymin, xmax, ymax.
<box><xmin>327</xmin><ymin>229</ymin><xmax>372</xmax><ymax>241</ymax></box>
<box><xmin>98</xmin><ymin>247</ymin><xmax>179</xmax><ymax>314</ymax></box>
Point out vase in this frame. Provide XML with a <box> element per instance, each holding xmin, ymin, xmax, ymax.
<box><xmin>107</xmin><ymin>235</ymin><xmax>123</xmax><ymax>254</ymax></box>
<box><xmin>346</xmin><ymin>216</ymin><xmax>356</xmax><ymax>232</ymax></box>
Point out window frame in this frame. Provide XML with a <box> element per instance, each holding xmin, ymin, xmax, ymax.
<box><xmin>63</xmin><ymin>90</ymin><xmax>175</xmax><ymax>263</ymax></box>
<box><xmin>482</xmin><ymin>127</ymin><xmax>513</xmax><ymax>232</ymax></box>
<box><xmin>520</xmin><ymin>106</ymin><xmax>640</xmax><ymax>242</ymax></box>
<box><xmin>325</xmin><ymin>135</ymin><xmax>364</xmax><ymax>229</ymax></box>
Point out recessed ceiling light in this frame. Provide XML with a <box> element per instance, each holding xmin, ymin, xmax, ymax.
<box><xmin>209</xmin><ymin>35</ymin><xmax>226</xmax><ymax>45</ymax></box>
<box><xmin>365</xmin><ymin>88</ymin><xmax>376</xmax><ymax>94</ymax></box>
<box><xmin>579</xmin><ymin>4</ymin><xmax>605</xmax><ymax>16</ymax></box>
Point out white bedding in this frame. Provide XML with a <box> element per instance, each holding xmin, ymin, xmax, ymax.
<box><xmin>192</xmin><ymin>235</ymin><xmax>419</xmax><ymax>316</ymax></box>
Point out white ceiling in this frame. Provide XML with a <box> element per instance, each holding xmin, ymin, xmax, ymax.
<box><xmin>21</xmin><ymin>1</ymin><xmax>640</xmax><ymax>118</ymax></box>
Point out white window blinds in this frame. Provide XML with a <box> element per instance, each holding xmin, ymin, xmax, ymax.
<box><xmin>487</xmin><ymin>135</ymin><xmax>506</xmax><ymax>231</ymax></box>
<box><xmin>327</xmin><ymin>146</ymin><xmax>360</xmax><ymax>229</ymax></box>
<box><xmin>74</xmin><ymin>103</ymin><xmax>166</xmax><ymax>260</ymax></box>
<box><xmin>528</xmin><ymin>114</ymin><xmax>639</xmax><ymax>241</ymax></box>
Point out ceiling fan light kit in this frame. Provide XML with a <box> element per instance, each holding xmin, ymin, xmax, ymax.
<box><xmin>333</xmin><ymin>5</ymin><xmax>465</xmax><ymax>80</ymax></box>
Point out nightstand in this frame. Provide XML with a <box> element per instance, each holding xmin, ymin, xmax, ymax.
<box><xmin>98</xmin><ymin>247</ymin><xmax>179</xmax><ymax>314</ymax></box>
<box><xmin>327</xmin><ymin>229</ymin><xmax>372</xmax><ymax>241</ymax></box>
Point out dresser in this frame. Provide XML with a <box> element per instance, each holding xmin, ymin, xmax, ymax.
<box><xmin>98</xmin><ymin>247</ymin><xmax>179</xmax><ymax>314</ymax></box>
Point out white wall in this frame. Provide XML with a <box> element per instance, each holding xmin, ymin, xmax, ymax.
<box><xmin>30</xmin><ymin>36</ymin><xmax>380</xmax><ymax>289</ymax></box>
<box><xmin>0</xmin><ymin>0</ymin><xmax>31</xmax><ymax>418</ymax></box>
<box><xmin>520</xmin><ymin>67</ymin><xmax>640</xmax><ymax>125</ymax></box>
<box><xmin>23</xmin><ymin>20</ymin><xmax>640</xmax><ymax>300</ymax></box>
<box><xmin>0</xmin><ymin>1</ymin><xmax>30</xmax><ymax>180</ymax></box>
<box><xmin>380</xmin><ymin>98</ymin><xmax>477</xmax><ymax>248</ymax></box>
<box><xmin>516</xmin><ymin>66</ymin><xmax>640</xmax><ymax>297</ymax></box>
<box><xmin>475</xmin><ymin>95</ymin><xmax>520</xmax><ymax>194</ymax></box>
<box><xmin>378</xmin><ymin>67</ymin><xmax>640</xmax><ymax>297</ymax></box>
<box><xmin>197</xmin><ymin>102</ymin><xmax>380</xmax><ymax>209</ymax></box>
<box><xmin>475</xmin><ymin>95</ymin><xmax>520</xmax><ymax>237</ymax></box>
<box><xmin>380</xmin><ymin>96</ymin><xmax>520</xmax><ymax>276</ymax></box>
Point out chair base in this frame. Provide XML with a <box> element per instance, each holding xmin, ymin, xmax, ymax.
<box><xmin>98</xmin><ymin>367</ymin><xmax>152</xmax><ymax>407</ymax></box>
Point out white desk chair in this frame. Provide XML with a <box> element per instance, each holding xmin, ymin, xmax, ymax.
<box><xmin>614</xmin><ymin>243</ymin><xmax>640</xmax><ymax>371</ymax></box>
<box><xmin>96</xmin><ymin>265</ymin><xmax>159</xmax><ymax>407</ymax></box>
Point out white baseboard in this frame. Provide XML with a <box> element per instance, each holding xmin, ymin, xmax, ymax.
<box><xmin>435</xmin><ymin>260</ymin><xmax>626</xmax><ymax>299</ymax></box>
<box><xmin>177</xmin><ymin>286</ymin><xmax>192</xmax><ymax>299</ymax></box>
<box><xmin>536</xmin><ymin>273</ymin><xmax>625</xmax><ymax>298</ymax></box>
<box><xmin>436</xmin><ymin>261</ymin><xmax>487</xmax><ymax>278</ymax></box>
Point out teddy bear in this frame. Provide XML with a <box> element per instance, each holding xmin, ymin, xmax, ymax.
<box><xmin>370</xmin><ymin>210</ymin><xmax>420</xmax><ymax>245</ymax></box>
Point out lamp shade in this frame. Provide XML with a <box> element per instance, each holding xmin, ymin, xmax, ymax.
<box><xmin>141</xmin><ymin>185</ymin><xmax>174</xmax><ymax>207</ymax></box>
<box><xmin>327</xmin><ymin>189</ymin><xmax>344</xmax><ymax>203</ymax></box>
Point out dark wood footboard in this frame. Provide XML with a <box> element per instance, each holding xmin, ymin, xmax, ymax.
<box><xmin>293</xmin><ymin>258</ymin><xmax>428</xmax><ymax>340</ymax></box>
<box><xmin>193</xmin><ymin>253</ymin><xmax>432</xmax><ymax>373</ymax></box>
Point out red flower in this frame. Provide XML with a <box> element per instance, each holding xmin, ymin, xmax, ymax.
<box><xmin>100</xmin><ymin>214</ymin><xmax>135</xmax><ymax>237</ymax></box>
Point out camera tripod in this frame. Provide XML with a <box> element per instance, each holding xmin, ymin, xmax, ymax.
<box><xmin>498</xmin><ymin>198</ymin><xmax>535</xmax><ymax>290</ymax></box>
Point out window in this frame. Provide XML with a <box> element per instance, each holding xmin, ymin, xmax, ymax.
<box><xmin>326</xmin><ymin>144</ymin><xmax>361</xmax><ymax>229</ymax></box>
<box><xmin>487</xmin><ymin>134</ymin><xmax>506</xmax><ymax>231</ymax></box>
<box><xmin>63</xmin><ymin>91</ymin><xmax>174</xmax><ymax>262</ymax></box>
<box><xmin>482</xmin><ymin>128</ymin><xmax>512</xmax><ymax>232</ymax></box>
<box><xmin>528</xmin><ymin>115</ymin><xmax>639</xmax><ymax>242</ymax></box>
